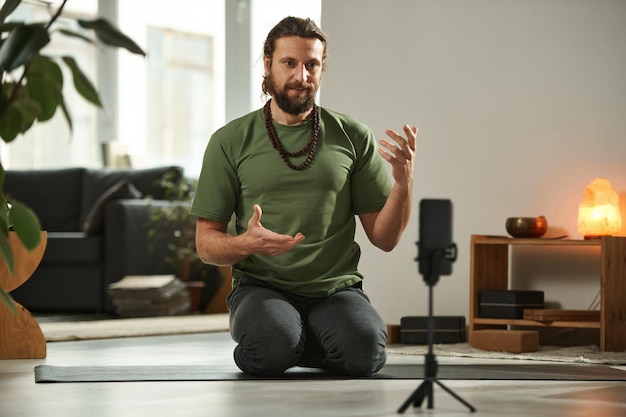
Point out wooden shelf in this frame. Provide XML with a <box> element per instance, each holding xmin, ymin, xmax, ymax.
<box><xmin>469</xmin><ymin>234</ymin><xmax>626</xmax><ymax>352</ymax></box>
<box><xmin>473</xmin><ymin>236</ymin><xmax>601</xmax><ymax>246</ymax></box>
<box><xmin>473</xmin><ymin>317</ymin><xmax>600</xmax><ymax>329</ymax></box>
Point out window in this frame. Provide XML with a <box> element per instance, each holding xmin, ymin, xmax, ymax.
<box><xmin>1</xmin><ymin>1</ymin><xmax>321</xmax><ymax>177</ymax></box>
<box><xmin>117</xmin><ymin>0</ymin><xmax>225</xmax><ymax>176</ymax></box>
<box><xmin>145</xmin><ymin>28</ymin><xmax>215</xmax><ymax>173</ymax></box>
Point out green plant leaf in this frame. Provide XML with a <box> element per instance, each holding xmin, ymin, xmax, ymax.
<box><xmin>8</xmin><ymin>201</ymin><xmax>41</xmax><ymax>250</ymax></box>
<box><xmin>78</xmin><ymin>18</ymin><xmax>146</xmax><ymax>56</ymax></box>
<box><xmin>0</xmin><ymin>82</ymin><xmax>7</xmax><ymax>113</ymax></box>
<box><xmin>25</xmin><ymin>55</ymin><xmax>63</xmax><ymax>121</ymax></box>
<box><xmin>0</xmin><ymin>163</ymin><xmax>8</xmax><ymax>236</ymax></box>
<box><xmin>0</xmin><ymin>287</ymin><xmax>17</xmax><ymax>315</ymax></box>
<box><xmin>0</xmin><ymin>203</ymin><xmax>9</xmax><ymax>238</ymax></box>
<box><xmin>0</xmin><ymin>22</ymin><xmax>24</xmax><ymax>33</ymax></box>
<box><xmin>61</xmin><ymin>56</ymin><xmax>102</xmax><ymax>107</ymax></box>
<box><xmin>0</xmin><ymin>0</ymin><xmax>21</xmax><ymax>25</ymax></box>
<box><xmin>0</xmin><ymin>91</ymin><xmax>42</xmax><ymax>142</ymax></box>
<box><xmin>58</xmin><ymin>28</ymin><xmax>95</xmax><ymax>46</ymax></box>
<box><xmin>15</xmin><ymin>95</ymin><xmax>40</xmax><ymax>131</ymax></box>
<box><xmin>0</xmin><ymin>103</ymin><xmax>22</xmax><ymax>142</ymax></box>
<box><xmin>0</xmin><ymin>218</ymin><xmax>8</xmax><ymax>239</ymax></box>
<box><xmin>0</xmin><ymin>23</ymin><xmax>50</xmax><ymax>72</ymax></box>
<box><xmin>59</xmin><ymin>95</ymin><xmax>73</xmax><ymax>137</ymax></box>
<box><xmin>0</xmin><ymin>232</ymin><xmax>14</xmax><ymax>273</ymax></box>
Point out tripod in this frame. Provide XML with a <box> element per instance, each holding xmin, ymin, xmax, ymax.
<box><xmin>397</xmin><ymin>246</ymin><xmax>476</xmax><ymax>413</ymax></box>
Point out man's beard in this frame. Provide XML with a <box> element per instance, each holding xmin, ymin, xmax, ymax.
<box><xmin>266</xmin><ymin>73</ymin><xmax>318</xmax><ymax>115</ymax></box>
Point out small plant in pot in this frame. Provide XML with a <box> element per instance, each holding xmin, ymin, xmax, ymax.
<box><xmin>147</xmin><ymin>169</ymin><xmax>221</xmax><ymax>313</ymax></box>
<box><xmin>0</xmin><ymin>0</ymin><xmax>145</xmax><ymax>313</ymax></box>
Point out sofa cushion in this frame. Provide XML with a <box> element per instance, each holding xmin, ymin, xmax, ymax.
<box><xmin>79</xmin><ymin>166</ymin><xmax>183</xmax><ymax>227</ymax></box>
<box><xmin>82</xmin><ymin>180</ymin><xmax>143</xmax><ymax>234</ymax></box>
<box><xmin>11</xmin><ymin>263</ymin><xmax>103</xmax><ymax>313</ymax></box>
<box><xmin>44</xmin><ymin>232</ymin><xmax>103</xmax><ymax>263</ymax></box>
<box><xmin>4</xmin><ymin>168</ymin><xmax>86</xmax><ymax>232</ymax></box>
<box><xmin>126</xmin><ymin>166</ymin><xmax>184</xmax><ymax>198</ymax></box>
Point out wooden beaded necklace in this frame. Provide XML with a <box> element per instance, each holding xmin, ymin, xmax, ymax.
<box><xmin>263</xmin><ymin>99</ymin><xmax>320</xmax><ymax>171</ymax></box>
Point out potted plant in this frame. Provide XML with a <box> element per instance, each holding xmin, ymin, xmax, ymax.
<box><xmin>147</xmin><ymin>169</ymin><xmax>222</xmax><ymax>313</ymax></box>
<box><xmin>0</xmin><ymin>0</ymin><xmax>145</xmax><ymax>313</ymax></box>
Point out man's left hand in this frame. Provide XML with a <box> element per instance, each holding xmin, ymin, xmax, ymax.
<box><xmin>378</xmin><ymin>124</ymin><xmax>417</xmax><ymax>186</ymax></box>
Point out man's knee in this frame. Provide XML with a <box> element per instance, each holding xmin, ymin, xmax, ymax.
<box><xmin>342</xmin><ymin>346</ymin><xmax>387</xmax><ymax>377</ymax></box>
<box><xmin>234</xmin><ymin>333</ymin><xmax>304</xmax><ymax>376</ymax></box>
<box><xmin>331</xmin><ymin>326</ymin><xmax>387</xmax><ymax>376</ymax></box>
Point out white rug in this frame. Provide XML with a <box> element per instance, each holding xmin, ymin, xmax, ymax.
<box><xmin>387</xmin><ymin>343</ymin><xmax>626</xmax><ymax>365</ymax></box>
<box><xmin>40</xmin><ymin>313</ymin><xmax>230</xmax><ymax>342</ymax></box>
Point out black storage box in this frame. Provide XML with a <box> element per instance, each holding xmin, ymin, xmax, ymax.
<box><xmin>479</xmin><ymin>290</ymin><xmax>544</xmax><ymax>319</ymax></box>
<box><xmin>400</xmin><ymin>316</ymin><xmax>466</xmax><ymax>344</ymax></box>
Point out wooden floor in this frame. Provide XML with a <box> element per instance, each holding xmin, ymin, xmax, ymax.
<box><xmin>1</xmin><ymin>331</ymin><xmax>626</xmax><ymax>417</ymax></box>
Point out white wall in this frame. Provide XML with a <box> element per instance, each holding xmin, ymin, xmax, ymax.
<box><xmin>320</xmin><ymin>0</ymin><xmax>626</xmax><ymax>323</ymax></box>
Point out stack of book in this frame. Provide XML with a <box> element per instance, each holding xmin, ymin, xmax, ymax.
<box><xmin>108</xmin><ymin>275</ymin><xmax>190</xmax><ymax>317</ymax></box>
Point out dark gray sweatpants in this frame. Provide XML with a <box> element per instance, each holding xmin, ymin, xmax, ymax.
<box><xmin>227</xmin><ymin>275</ymin><xmax>387</xmax><ymax>377</ymax></box>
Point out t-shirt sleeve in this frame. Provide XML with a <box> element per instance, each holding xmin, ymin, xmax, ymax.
<box><xmin>190</xmin><ymin>130</ymin><xmax>240</xmax><ymax>224</ymax></box>
<box><xmin>350</xmin><ymin>127</ymin><xmax>392</xmax><ymax>214</ymax></box>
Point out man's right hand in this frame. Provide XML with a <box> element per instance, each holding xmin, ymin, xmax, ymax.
<box><xmin>196</xmin><ymin>204</ymin><xmax>304</xmax><ymax>266</ymax></box>
<box><xmin>244</xmin><ymin>204</ymin><xmax>305</xmax><ymax>256</ymax></box>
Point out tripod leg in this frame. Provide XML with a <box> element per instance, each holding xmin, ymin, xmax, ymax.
<box><xmin>397</xmin><ymin>380</ymin><xmax>431</xmax><ymax>413</ymax></box>
<box><xmin>427</xmin><ymin>382</ymin><xmax>434</xmax><ymax>409</ymax></box>
<box><xmin>435</xmin><ymin>380</ymin><xmax>476</xmax><ymax>412</ymax></box>
<box><xmin>414</xmin><ymin>379</ymin><xmax>431</xmax><ymax>408</ymax></box>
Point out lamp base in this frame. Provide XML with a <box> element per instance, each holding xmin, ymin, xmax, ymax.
<box><xmin>583</xmin><ymin>235</ymin><xmax>608</xmax><ymax>240</ymax></box>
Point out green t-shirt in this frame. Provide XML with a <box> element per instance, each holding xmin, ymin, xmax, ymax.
<box><xmin>190</xmin><ymin>106</ymin><xmax>392</xmax><ymax>296</ymax></box>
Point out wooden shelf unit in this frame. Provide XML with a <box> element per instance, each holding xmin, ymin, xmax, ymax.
<box><xmin>469</xmin><ymin>235</ymin><xmax>626</xmax><ymax>352</ymax></box>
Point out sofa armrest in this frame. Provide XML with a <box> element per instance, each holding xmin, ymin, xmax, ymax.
<box><xmin>104</xmin><ymin>199</ymin><xmax>178</xmax><ymax>288</ymax></box>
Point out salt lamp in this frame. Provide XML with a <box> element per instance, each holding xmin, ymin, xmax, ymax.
<box><xmin>577</xmin><ymin>178</ymin><xmax>622</xmax><ymax>239</ymax></box>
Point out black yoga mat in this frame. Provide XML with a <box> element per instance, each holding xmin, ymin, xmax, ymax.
<box><xmin>34</xmin><ymin>363</ymin><xmax>626</xmax><ymax>383</ymax></box>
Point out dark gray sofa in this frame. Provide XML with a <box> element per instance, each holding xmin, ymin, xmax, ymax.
<box><xmin>4</xmin><ymin>166</ymin><xmax>186</xmax><ymax>313</ymax></box>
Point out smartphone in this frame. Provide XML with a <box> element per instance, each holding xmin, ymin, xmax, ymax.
<box><xmin>418</xmin><ymin>199</ymin><xmax>455</xmax><ymax>278</ymax></box>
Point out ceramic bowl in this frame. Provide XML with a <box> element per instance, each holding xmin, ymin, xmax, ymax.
<box><xmin>505</xmin><ymin>216</ymin><xmax>548</xmax><ymax>238</ymax></box>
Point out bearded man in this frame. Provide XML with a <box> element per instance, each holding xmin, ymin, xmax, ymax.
<box><xmin>191</xmin><ymin>16</ymin><xmax>417</xmax><ymax>377</ymax></box>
